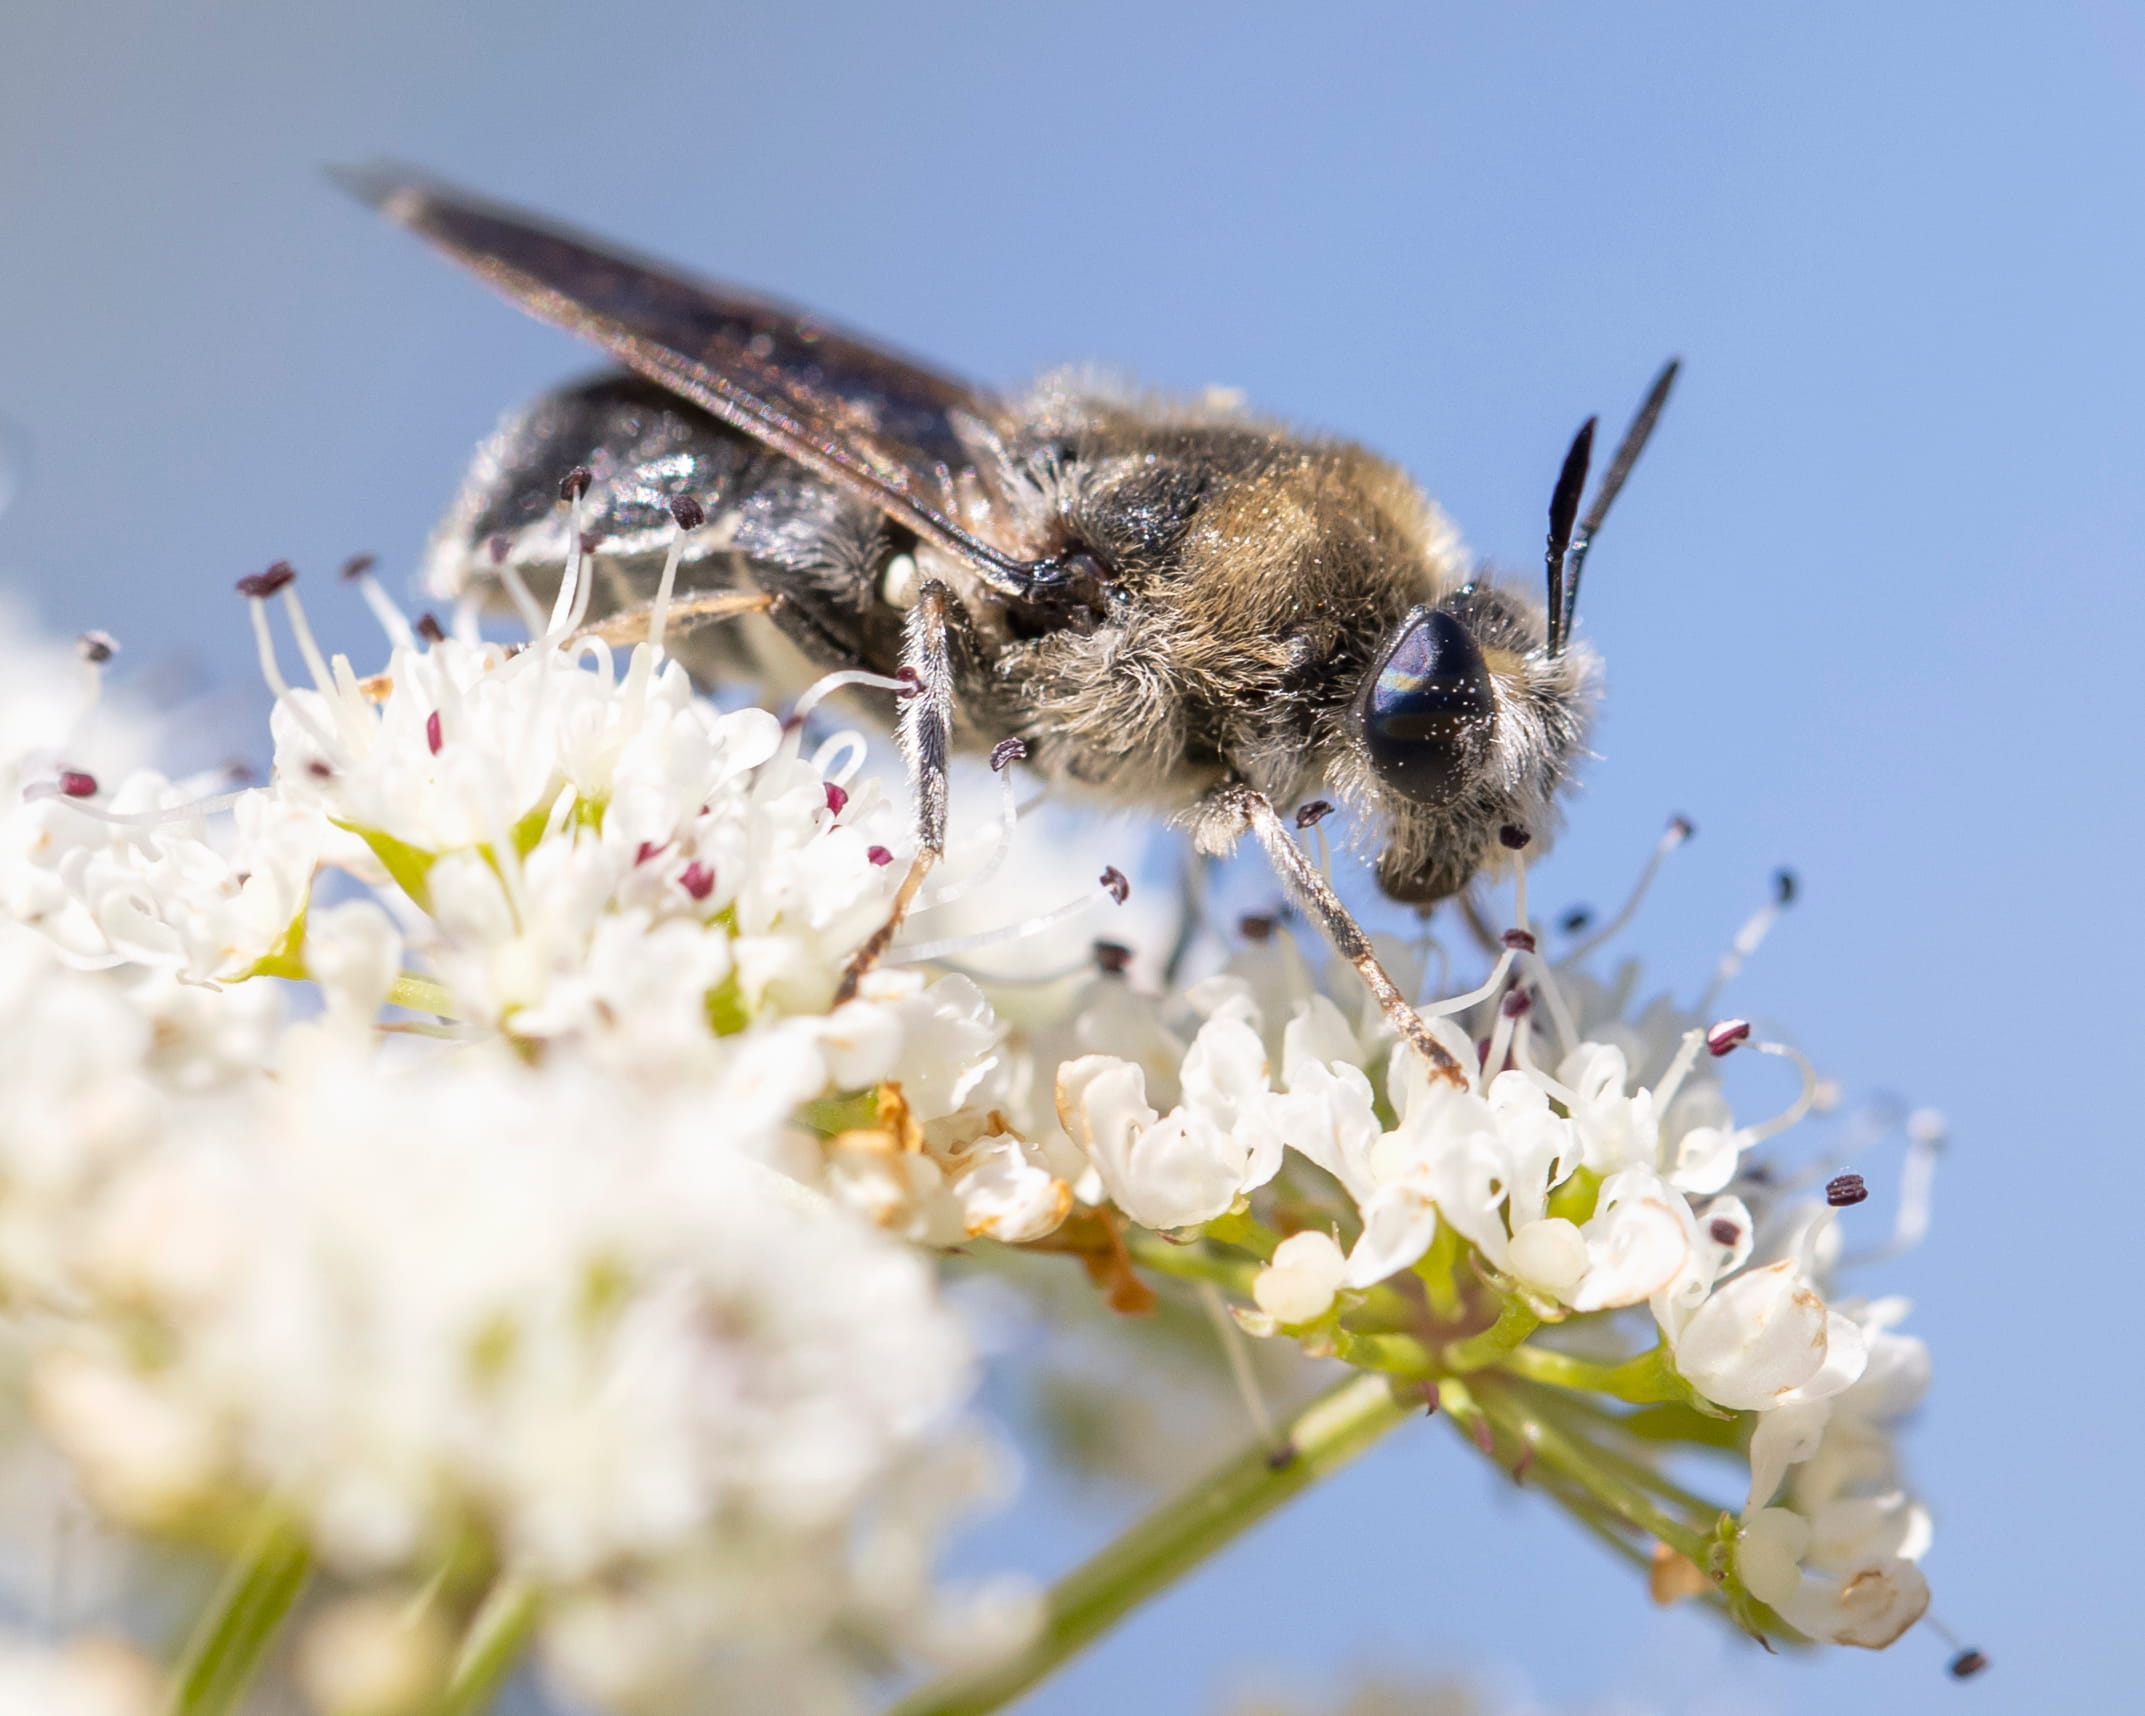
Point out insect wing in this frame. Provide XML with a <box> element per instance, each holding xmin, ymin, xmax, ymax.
<box><xmin>340</xmin><ymin>165</ymin><xmax>1046</xmax><ymax>594</ymax></box>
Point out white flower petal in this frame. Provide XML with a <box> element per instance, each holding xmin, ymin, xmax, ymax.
<box><xmin>1672</xmin><ymin>1259</ymin><xmax>1833</xmax><ymax>1411</ymax></box>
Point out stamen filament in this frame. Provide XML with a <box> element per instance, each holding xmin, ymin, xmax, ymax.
<box><xmin>889</xmin><ymin>886</ymin><xmax>1104</xmax><ymax>963</ymax></box>
<box><xmin>351</xmin><ymin>567</ymin><xmax>415</xmax><ymax>650</ymax></box>
<box><xmin>1421</xmin><ymin>949</ymin><xmax>1517</xmax><ymax>1019</ymax></box>
<box><xmin>1559</xmin><ymin>817</ymin><xmax>1690</xmax><ymax>969</ymax></box>
<box><xmin>1650</xmin><ymin>1027</ymin><xmax>1707</xmax><ymax>1113</ymax></box>
<box><xmin>1745</xmin><ymin>1040</ymin><xmax>1820</xmax><ymax>1142</ymax></box>
<box><xmin>647</xmin><ymin>532</ymin><xmax>686</xmax><ymax>657</ymax></box>
<box><xmin>792</xmin><ymin>669</ymin><xmax>911</xmax><ymax>723</ymax></box>
<box><xmin>245</xmin><ymin>598</ymin><xmax>290</xmax><ymax>699</ymax></box>
<box><xmin>916</xmin><ymin>764</ymin><xmax>1020</xmax><ymax>911</ymax></box>
<box><xmin>25</xmin><ymin>783</ymin><xmax>248</xmax><ymax>828</ymax></box>
<box><xmin>278</xmin><ymin>586</ymin><xmax>334</xmax><ymax>695</ymax></box>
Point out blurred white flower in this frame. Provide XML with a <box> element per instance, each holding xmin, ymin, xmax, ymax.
<box><xmin>0</xmin><ymin>1631</ymin><xmax>157</xmax><ymax>1716</ymax></box>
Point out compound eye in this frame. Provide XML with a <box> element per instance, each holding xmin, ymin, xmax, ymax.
<box><xmin>1356</xmin><ymin>607</ymin><xmax>1497</xmax><ymax>806</ymax></box>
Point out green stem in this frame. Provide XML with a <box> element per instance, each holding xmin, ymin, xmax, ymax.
<box><xmin>1500</xmin><ymin>1339</ymin><xmax>1701</xmax><ymax>1406</ymax></box>
<box><xmin>885</xmin><ymin>1372</ymin><xmax>1412</xmax><ymax>1716</ymax></box>
<box><xmin>1502</xmin><ymin>1378</ymin><xmax>1729</xmax><ymax>1514</ymax></box>
<box><xmin>1122</xmin><ymin>1231</ymin><xmax>1259</xmax><ymax>1296</ymax></box>
<box><xmin>429</xmin><ymin>1576</ymin><xmax>540</xmax><ymax>1716</ymax></box>
<box><xmin>1441</xmin><ymin>1296</ymin><xmax>1540</xmax><ymax>1372</ymax></box>
<box><xmin>388</xmin><ymin>971</ymin><xmax>457</xmax><ymax>1018</ymax></box>
<box><xmin>170</xmin><ymin>1514</ymin><xmax>312</xmax><ymax>1716</ymax></box>
<box><xmin>1465</xmin><ymin>1377</ymin><xmax>1708</xmax><ymax>1561</ymax></box>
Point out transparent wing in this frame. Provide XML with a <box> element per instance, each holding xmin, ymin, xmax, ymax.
<box><xmin>340</xmin><ymin>164</ymin><xmax>1061</xmax><ymax>597</ymax></box>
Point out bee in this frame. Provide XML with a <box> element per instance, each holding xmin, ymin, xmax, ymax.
<box><xmin>342</xmin><ymin>168</ymin><xmax>1675</xmax><ymax>1085</ymax></box>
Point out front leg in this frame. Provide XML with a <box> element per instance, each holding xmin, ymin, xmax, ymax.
<box><xmin>1217</xmin><ymin>785</ymin><xmax>1469</xmax><ymax>1088</ymax></box>
<box><xmin>834</xmin><ymin>578</ymin><xmax>955</xmax><ymax>1005</ymax></box>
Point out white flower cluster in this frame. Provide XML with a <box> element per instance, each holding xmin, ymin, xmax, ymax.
<box><xmin>0</xmin><ymin>519</ymin><xmax>1944</xmax><ymax>1699</ymax></box>
<box><xmin>1053</xmin><ymin>909</ymin><xmax>1935</xmax><ymax>1649</ymax></box>
<box><xmin>0</xmin><ymin>579</ymin><xmax>1046</xmax><ymax>1712</ymax></box>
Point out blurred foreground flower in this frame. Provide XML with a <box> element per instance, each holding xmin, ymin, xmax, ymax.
<box><xmin>0</xmin><ymin>533</ymin><xmax>1955</xmax><ymax>1714</ymax></box>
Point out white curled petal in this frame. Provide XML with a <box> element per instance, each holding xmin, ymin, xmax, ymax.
<box><xmin>1056</xmin><ymin>1054</ymin><xmax>1263</xmax><ymax>1230</ymax></box>
<box><xmin>1745</xmin><ymin>1397</ymin><xmax>1833</xmax><ymax>1513</ymax></box>
<box><xmin>1692</xmin><ymin>1194</ymin><xmax>1754</xmax><ymax>1280</ymax></box>
<box><xmin>1253</xmin><ymin>1230</ymin><xmax>1347</xmax><ymax>1323</ymax></box>
<box><xmin>1569</xmin><ymin>1179</ymin><xmax>1692</xmax><ymax>1312</ymax></box>
<box><xmin>1343</xmin><ymin>1187</ymin><xmax>1439</xmax><ymax>1288</ymax></box>
<box><xmin>1807</xmin><ymin>1490</ymin><xmax>1931</xmax><ymax>1572</ymax></box>
<box><xmin>1672</xmin><ymin>1259</ymin><xmax>1832</xmax><ymax>1411</ymax></box>
<box><xmin>1815</xmin><ymin>1558</ymin><xmax>1930</xmax><ymax>1648</ymax></box>
<box><xmin>947</xmin><ymin>1136</ymin><xmax>1071</xmax><ymax>1244</ymax></box>
<box><xmin>1055</xmin><ymin>1054</ymin><xmax>1157</xmax><ymax>1212</ymax></box>
<box><xmin>1507</xmin><ymin>1217</ymin><xmax>1587</xmax><ymax>1303</ymax></box>
<box><xmin>1281</xmin><ymin>995</ymin><xmax>1357</xmax><ymax>1081</ymax></box>
<box><xmin>1734</xmin><ymin>1506</ymin><xmax>1812</xmax><ymax>1614</ymax></box>
<box><xmin>1665</xmin><ymin>1124</ymin><xmax>1746</xmax><ymax>1195</ymax></box>
<box><xmin>1780</xmin><ymin>1307</ymin><xmax>1870</xmax><ymax>1405</ymax></box>
<box><xmin>1125</xmin><ymin>1112</ymin><xmax>1257</xmax><ymax>1229</ymax></box>
<box><xmin>1272</xmin><ymin>1056</ymin><xmax>1382</xmax><ymax>1205</ymax></box>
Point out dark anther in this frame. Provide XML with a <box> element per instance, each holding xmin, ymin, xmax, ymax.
<box><xmin>57</xmin><ymin>770</ymin><xmax>98</xmax><ymax>798</ymax></box>
<box><xmin>1558</xmin><ymin>906</ymin><xmax>1592</xmax><ymax>935</ymax></box>
<box><xmin>1238</xmin><ymin>913</ymin><xmax>1277</xmax><ymax>944</ymax></box>
<box><xmin>1773</xmin><ymin>867</ymin><xmax>1799</xmax><ymax>906</ymax></box>
<box><xmin>1263</xmin><ymin>1440</ymin><xmax>1299</xmax><ymax>1472</ymax></box>
<box><xmin>415</xmin><ymin>612</ymin><xmax>447</xmax><ymax>644</ymax></box>
<box><xmin>75</xmin><ymin>631</ymin><xmax>117</xmax><ymax>664</ymax></box>
<box><xmin>678</xmin><ymin>861</ymin><xmax>715</xmax><ymax>901</ymax></box>
<box><xmin>866</xmin><ymin>845</ymin><xmax>893</xmax><ymax>868</ymax></box>
<box><xmin>559</xmin><ymin>466</ymin><xmax>593</xmax><ymax>502</ymax></box>
<box><xmin>1501</xmin><ymin>928</ymin><xmax>1538</xmax><ymax>953</ymax></box>
<box><xmin>1499</xmin><ymin>824</ymin><xmax>1532</xmax><ymax>850</ymax></box>
<box><xmin>1099</xmin><ymin>866</ymin><xmax>1130</xmax><ymax>906</ymax></box>
<box><xmin>1093</xmin><ymin>940</ymin><xmax>1134</xmax><ymax>975</ymax></box>
<box><xmin>1826</xmin><ymin>1173</ymin><xmax>1869</xmax><ymax>1208</ymax></box>
<box><xmin>669</xmin><ymin>494</ymin><xmax>707</xmax><ymax>532</ymax></box>
<box><xmin>486</xmin><ymin>534</ymin><xmax>511</xmax><ymax>565</ymax></box>
<box><xmin>989</xmin><ymin>737</ymin><xmax>1027</xmax><ymax>772</ymax></box>
<box><xmin>306</xmin><ymin>759</ymin><xmax>334</xmax><ymax>779</ymax></box>
<box><xmin>1706</xmin><ymin>1018</ymin><xmax>1752</xmax><ymax>1057</ymax></box>
<box><xmin>236</xmin><ymin>562</ymin><xmax>296</xmax><ymax>599</ymax></box>
<box><xmin>1670</xmin><ymin>814</ymin><xmax>1696</xmax><ymax>841</ymax></box>
<box><xmin>823</xmin><ymin>781</ymin><xmax>849</xmax><ymax>817</ymax></box>
<box><xmin>338</xmin><ymin>553</ymin><xmax>378</xmax><ymax>581</ymax></box>
<box><xmin>1947</xmin><ymin>1650</ymin><xmax>1989</xmax><ymax>1680</ymax></box>
<box><xmin>634</xmin><ymin>841</ymin><xmax>666</xmax><ymax>866</ymax></box>
<box><xmin>1421</xmin><ymin>1382</ymin><xmax>1441</xmax><ymax>1416</ymax></box>
<box><xmin>1500</xmin><ymin>986</ymin><xmax>1533</xmax><ymax>1018</ymax></box>
<box><xmin>1468</xmin><ymin>1414</ymin><xmax>1496</xmax><ymax>1457</ymax></box>
<box><xmin>1709</xmin><ymin>1218</ymin><xmax>1741</xmax><ymax>1247</ymax></box>
<box><xmin>425</xmin><ymin>711</ymin><xmax>443</xmax><ymax>756</ymax></box>
<box><xmin>578</xmin><ymin>530</ymin><xmax>603</xmax><ymax>556</ymax></box>
<box><xmin>1294</xmin><ymin>799</ymin><xmax>1335</xmax><ymax>829</ymax></box>
<box><xmin>894</xmin><ymin>666</ymin><xmax>924</xmax><ymax>698</ymax></box>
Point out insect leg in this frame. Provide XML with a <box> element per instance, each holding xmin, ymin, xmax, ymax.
<box><xmin>834</xmin><ymin>578</ymin><xmax>955</xmax><ymax>1004</ymax></box>
<box><xmin>569</xmin><ymin>589</ymin><xmax>776</xmax><ymax>650</ymax></box>
<box><xmin>1221</xmin><ymin>786</ymin><xmax>1468</xmax><ymax>1087</ymax></box>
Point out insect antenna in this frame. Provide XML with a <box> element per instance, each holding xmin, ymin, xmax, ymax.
<box><xmin>1543</xmin><ymin>418</ymin><xmax>1596</xmax><ymax>657</ymax></box>
<box><xmin>1560</xmin><ymin>357</ymin><xmax>1681</xmax><ymax>648</ymax></box>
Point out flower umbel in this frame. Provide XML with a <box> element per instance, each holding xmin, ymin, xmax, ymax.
<box><xmin>0</xmin><ymin>522</ymin><xmax>1951</xmax><ymax>1716</ymax></box>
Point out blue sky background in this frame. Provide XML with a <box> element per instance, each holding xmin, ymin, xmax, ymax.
<box><xmin>3</xmin><ymin>3</ymin><xmax>2136</xmax><ymax>1711</ymax></box>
